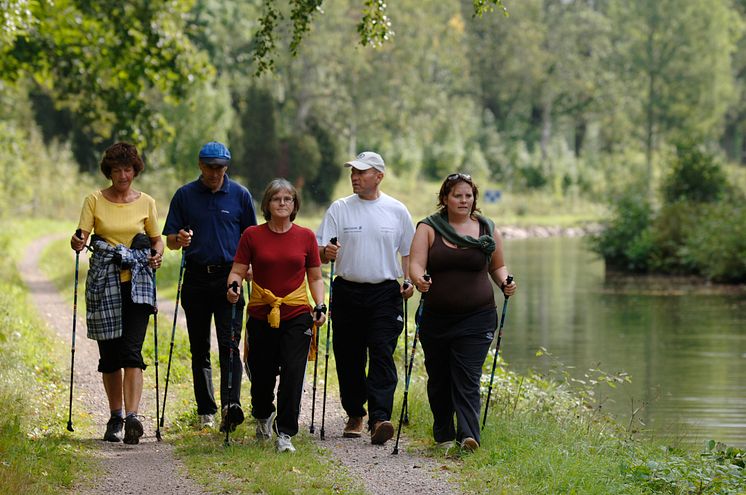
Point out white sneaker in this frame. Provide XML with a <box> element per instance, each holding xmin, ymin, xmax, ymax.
<box><xmin>199</xmin><ymin>414</ymin><xmax>215</xmax><ymax>429</ymax></box>
<box><xmin>256</xmin><ymin>410</ymin><xmax>276</xmax><ymax>440</ymax></box>
<box><xmin>276</xmin><ymin>433</ymin><xmax>296</xmax><ymax>453</ymax></box>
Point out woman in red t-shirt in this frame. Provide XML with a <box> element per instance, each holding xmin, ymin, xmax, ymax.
<box><xmin>227</xmin><ymin>178</ymin><xmax>326</xmax><ymax>453</ymax></box>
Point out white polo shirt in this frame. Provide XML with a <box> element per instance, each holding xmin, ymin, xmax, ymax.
<box><xmin>316</xmin><ymin>193</ymin><xmax>415</xmax><ymax>284</ymax></box>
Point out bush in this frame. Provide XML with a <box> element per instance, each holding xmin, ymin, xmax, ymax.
<box><xmin>590</xmin><ymin>190</ymin><xmax>654</xmax><ymax>272</ymax></box>
<box><xmin>662</xmin><ymin>144</ymin><xmax>727</xmax><ymax>204</ymax></box>
<box><xmin>683</xmin><ymin>203</ymin><xmax>746</xmax><ymax>282</ymax></box>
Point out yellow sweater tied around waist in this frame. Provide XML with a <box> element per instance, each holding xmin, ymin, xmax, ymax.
<box><xmin>247</xmin><ymin>280</ymin><xmax>319</xmax><ymax>360</ymax></box>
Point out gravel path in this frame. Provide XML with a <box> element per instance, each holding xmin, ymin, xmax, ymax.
<box><xmin>19</xmin><ymin>234</ymin><xmax>461</xmax><ymax>495</ymax></box>
<box><xmin>19</xmin><ymin>235</ymin><xmax>205</xmax><ymax>495</ymax></box>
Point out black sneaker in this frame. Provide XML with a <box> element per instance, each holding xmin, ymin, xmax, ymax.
<box><xmin>219</xmin><ymin>404</ymin><xmax>245</xmax><ymax>433</ymax></box>
<box><xmin>103</xmin><ymin>416</ymin><xmax>124</xmax><ymax>442</ymax></box>
<box><xmin>123</xmin><ymin>415</ymin><xmax>144</xmax><ymax>445</ymax></box>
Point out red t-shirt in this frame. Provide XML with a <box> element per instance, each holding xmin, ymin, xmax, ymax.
<box><xmin>234</xmin><ymin>223</ymin><xmax>321</xmax><ymax>321</ymax></box>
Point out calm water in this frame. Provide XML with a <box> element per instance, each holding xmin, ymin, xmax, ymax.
<box><xmin>497</xmin><ymin>237</ymin><xmax>746</xmax><ymax>447</ymax></box>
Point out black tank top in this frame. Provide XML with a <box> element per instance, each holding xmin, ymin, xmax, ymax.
<box><xmin>425</xmin><ymin>227</ymin><xmax>495</xmax><ymax>315</ymax></box>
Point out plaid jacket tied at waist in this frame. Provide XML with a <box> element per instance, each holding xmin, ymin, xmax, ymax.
<box><xmin>85</xmin><ymin>237</ymin><xmax>154</xmax><ymax>341</ymax></box>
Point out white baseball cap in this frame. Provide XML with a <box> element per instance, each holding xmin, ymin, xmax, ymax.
<box><xmin>344</xmin><ymin>151</ymin><xmax>385</xmax><ymax>172</ymax></box>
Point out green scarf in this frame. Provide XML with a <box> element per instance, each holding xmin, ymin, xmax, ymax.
<box><xmin>421</xmin><ymin>211</ymin><xmax>496</xmax><ymax>258</ymax></box>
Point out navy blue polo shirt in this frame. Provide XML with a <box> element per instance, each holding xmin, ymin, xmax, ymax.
<box><xmin>163</xmin><ymin>175</ymin><xmax>257</xmax><ymax>265</ymax></box>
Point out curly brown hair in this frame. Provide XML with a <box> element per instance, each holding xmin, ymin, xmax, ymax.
<box><xmin>437</xmin><ymin>173</ymin><xmax>480</xmax><ymax>216</ymax></box>
<box><xmin>100</xmin><ymin>142</ymin><xmax>144</xmax><ymax>179</ymax></box>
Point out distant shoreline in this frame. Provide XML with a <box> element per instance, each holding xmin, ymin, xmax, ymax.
<box><xmin>500</xmin><ymin>223</ymin><xmax>602</xmax><ymax>240</ymax></box>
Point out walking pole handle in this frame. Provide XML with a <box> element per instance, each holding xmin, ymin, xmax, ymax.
<box><xmin>230</xmin><ymin>280</ymin><xmax>239</xmax><ymax>293</ymax></box>
<box><xmin>74</xmin><ymin>228</ymin><xmax>82</xmax><ymax>238</ymax></box>
<box><xmin>502</xmin><ymin>275</ymin><xmax>514</xmax><ymax>298</ymax></box>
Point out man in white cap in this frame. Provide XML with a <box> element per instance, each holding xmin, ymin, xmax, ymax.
<box><xmin>317</xmin><ymin>151</ymin><xmax>415</xmax><ymax>445</ymax></box>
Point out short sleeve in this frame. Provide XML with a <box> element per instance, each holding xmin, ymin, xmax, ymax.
<box><xmin>78</xmin><ymin>193</ymin><xmax>96</xmax><ymax>233</ymax></box>
<box><xmin>145</xmin><ymin>196</ymin><xmax>160</xmax><ymax>238</ymax></box>
<box><xmin>233</xmin><ymin>229</ymin><xmax>252</xmax><ymax>265</ymax></box>
<box><xmin>316</xmin><ymin>202</ymin><xmax>338</xmax><ymax>246</ymax></box>
<box><xmin>397</xmin><ymin>206</ymin><xmax>415</xmax><ymax>256</ymax></box>
<box><xmin>162</xmin><ymin>188</ymin><xmax>184</xmax><ymax>236</ymax></box>
<box><xmin>306</xmin><ymin>229</ymin><xmax>321</xmax><ymax>268</ymax></box>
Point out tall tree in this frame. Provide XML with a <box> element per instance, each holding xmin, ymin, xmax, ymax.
<box><xmin>608</xmin><ymin>0</ymin><xmax>741</xmax><ymax>188</ymax></box>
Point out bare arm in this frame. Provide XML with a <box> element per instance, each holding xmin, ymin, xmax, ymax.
<box><xmin>488</xmin><ymin>227</ymin><xmax>516</xmax><ymax>296</ymax></box>
<box><xmin>409</xmin><ymin>223</ymin><xmax>434</xmax><ymax>293</ymax></box>
<box><xmin>307</xmin><ymin>266</ymin><xmax>327</xmax><ymax>326</ymax></box>
<box><xmin>227</xmin><ymin>262</ymin><xmax>250</xmax><ymax>303</ymax></box>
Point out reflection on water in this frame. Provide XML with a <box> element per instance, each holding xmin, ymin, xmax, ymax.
<box><xmin>499</xmin><ymin>237</ymin><xmax>746</xmax><ymax>447</ymax></box>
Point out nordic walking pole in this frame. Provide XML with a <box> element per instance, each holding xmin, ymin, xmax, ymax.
<box><xmin>151</xmin><ymin>249</ymin><xmax>162</xmax><ymax>441</ymax></box>
<box><xmin>67</xmin><ymin>229</ymin><xmax>83</xmax><ymax>432</ymax></box>
<box><xmin>308</xmin><ymin>302</ymin><xmax>325</xmax><ymax>433</ymax></box>
<box><xmin>225</xmin><ymin>280</ymin><xmax>239</xmax><ymax>447</ymax></box>
<box><xmin>393</xmin><ymin>275</ymin><xmax>429</xmax><ymax>455</ymax></box>
<box><xmin>481</xmin><ymin>275</ymin><xmax>514</xmax><ymax>430</ymax></box>
<box><xmin>319</xmin><ymin>236</ymin><xmax>337</xmax><ymax>441</ymax></box>
<box><xmin>160</xmin><ymin>225</ymin><xmax>189</xmax><ymax>428</ymax></box>
<box><xmin>402</xmin><ymin>282</ymin><xmax>411</xmax><ymax>425</ymax></box>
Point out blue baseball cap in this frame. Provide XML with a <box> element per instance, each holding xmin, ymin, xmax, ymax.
<box><xmin>199</xmin><ymin>141</ymin><xmax>231</xmax><ymax>166</ymax></box>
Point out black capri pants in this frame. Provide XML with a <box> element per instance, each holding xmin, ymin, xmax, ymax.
<box><xmin>97</xmin><ymin>282</ymin><xmax>152</xmax><ymax>373</ymax></box>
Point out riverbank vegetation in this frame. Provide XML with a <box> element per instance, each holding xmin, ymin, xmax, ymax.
<box><xmin>591</xmin><ymin>144</ymin><xmax>746</xmax><ymax>282</ymax></box>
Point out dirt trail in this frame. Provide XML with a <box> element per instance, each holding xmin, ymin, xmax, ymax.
<box><xmin>20</xmin><ymin>234</ymin><xmax>460</xmax><ymax>495</ymax></box>
<box><xmin>19</xmin><ymin>234</ymin><xmax>205</xmax><ymax>495</ymax></box>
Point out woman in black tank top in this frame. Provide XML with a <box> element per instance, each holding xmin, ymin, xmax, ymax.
<box><xmin>408</xmin><ymin>173</ymin><xmax>517</xmax><ymax>452</ymax></box>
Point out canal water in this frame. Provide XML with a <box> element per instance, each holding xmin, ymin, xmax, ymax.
<box><xmin>498</xmin><ymin>236</ymin><xmax>746</xmax><ymax>447</ymax></box>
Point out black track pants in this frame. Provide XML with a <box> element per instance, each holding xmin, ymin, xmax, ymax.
<box><xmin>330</xmin><ymin>278</ymin><xmax>403</xmax><ymax>428</ymax></box>
<box><xmin>247</xmin><ymin>313</ymin><xmax>313</xmax><ymax>437</ymax></box>
<box><xmin>419</xmin><ymin>328</ymin><xmax>492</xmax><ymax>444</ymax></box>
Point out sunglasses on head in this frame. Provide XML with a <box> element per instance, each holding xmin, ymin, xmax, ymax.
<box><xmin>446</xmin><ymin>173</ymin><xmax>472</xmax><ymax>182</ymax></box>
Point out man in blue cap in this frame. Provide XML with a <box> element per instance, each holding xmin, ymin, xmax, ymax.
<box><xmin>163</xmin><ymin>141</ymin><xmax>257</xmax><ymax>432</ymax></box>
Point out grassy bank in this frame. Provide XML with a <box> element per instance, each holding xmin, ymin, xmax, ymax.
<box><xmin>397</xmin><ymin>351</ymin><xmax>746</xmax><ymax>494</ymax></box>
<box><xmin>0</xmin><ymin>220</ymin><xmax>95</xmax><ymax>494</ymax></box>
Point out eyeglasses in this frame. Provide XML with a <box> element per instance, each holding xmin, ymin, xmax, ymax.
<box><xmin>446</xmin><ymin>173</ymin><xmax>472</xmax><ymax>182</ymax></box>
<box><xmin>270</xmin><ymin>196</ymin><xmax>294</xmax><ymax>204</ymax></box>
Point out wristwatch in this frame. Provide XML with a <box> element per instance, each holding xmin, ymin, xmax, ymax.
<box><xmin>314</xmin><ymin>303</ymin><xmax>327</xmax><ymax>315</ymax></box>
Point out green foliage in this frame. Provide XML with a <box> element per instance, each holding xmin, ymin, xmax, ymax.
<box><xmin>230</xmin><ymin>85</ymin><xmax>279</xmax><ymax>191</ymax></box>
<box><xmin>623</xmin><ymin>441</ymin><xmax>746</xmax><ymax>494</ymax></box>
<box><xmin>593</xmin><ymin>167</ymin><xmax>746</xmax><ymax>281</ymax></box>
<box><xmin>590</xmin><ymin>189</ymin><xmax>654</xmax><ymax>272</ymax></box>
<box><xmin>683</xmin><ymin>203</ymin><xmax>746</xmax><ymax>282</ymax></box>
<box><xmin>305</xmin><ymin>117</ymin><xmax>341</xmax><ymax>204</ymax></box>
<box><xmin>662</xmin><ymin>144</ymin><xmax>728</xmax><ymax>204</ymax></box>
<box><xmin>1</xmin><ymin>0</ymin><xmax>209</xmax><ymax>150</ymax></box>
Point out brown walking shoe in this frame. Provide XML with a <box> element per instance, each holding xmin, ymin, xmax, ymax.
<box><xmin>370</xmin><ymin>420</ymin><xmax>394</xmax><ymax>445</ymax></box>
<box><xmin>460</xmin><ymin>437</ymin><xmax>479</xmax><ymax>452</ymax></box>
<box><xmin>343</xmin><ymin>416</ymin><xmax>364</xmax><ymax>438</ymax></box>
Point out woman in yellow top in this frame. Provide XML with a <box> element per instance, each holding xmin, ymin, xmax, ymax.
<box><xmin>70</xmin><ymin>142</ymin><xmax>163</xmax><ymax>445</ymax></box>
<box><xmin>227</xmin><ymin>178</ymin><xmax>326</xmax><ymax>453</ymax></box>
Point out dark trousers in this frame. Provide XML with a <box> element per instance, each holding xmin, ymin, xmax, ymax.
<box><xmin>331</xmin><ymin>278</ymin><xmax>403</xmax><ymax>427</ymax></box>
<box><xmin>97</xmin><ymin>282</ymin><xmax>151</xmax><ymax>373</ymax></box>
<box><xmin>419</xmin><ymin>328</ymin><xmax>492</xmax><ymax>444</ymax></box>
<box><xmin>181</xmin><ymin>268</ymin><xmax>244</xmax><ymax>415</ymax></box>
<box><xmin>247</xmin><ymin>313</ymin><xmax>313</xmax><ymax>437</ymax></box>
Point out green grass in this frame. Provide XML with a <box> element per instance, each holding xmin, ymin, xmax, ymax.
<box><xmin>0</xmin><ymin>219</ymin><xmax>96</xmax><ymax>494</ymax></box>
<box><xmin>394</xmin><ymin>355</ymin><xmax>746</xmax><ymax>494</ymax></box>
